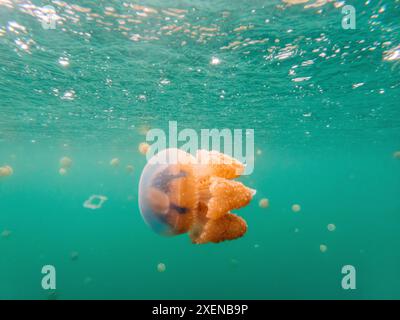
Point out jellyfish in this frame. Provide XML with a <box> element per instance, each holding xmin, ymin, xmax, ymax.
<box><xmin>0</xmin><ymin>165</ymin><xmax>13</xmax><ymax>178</ymax></box>
<box><xmin>138</xmin><ymin>148</ymin><xmax>255</xmax><ymax>244</ymax></box>
<box><xmin>126</xmin><ymin>165</ymin><xmax>134</xmax><ymax>173</ymax></box>
<box><xmin>327</xmin><ymin>223</ymin><xmax>336</xmax><ymax>232</ymax></box>
<box><xmin>70</xmin><ymin>251</ymin><xmax>79</xmax><ymax>261</ymax></box>
<box><xmin>320</xmin><ymin>244</ymin><xmax>328</xmax><ymax>253</ymax></box>
<box><xmin>110</xmin><ymin>158</ymin><xmax>120</xmax><ymax>167</ymax></box>
<box><xmin>138</xmin><ymin>142</ymin><xmax>150</xmax><ymax>155</ymax></box>
<box><xmin>291</xmin><ymin>204</ymin><xmax>301</xmax><ymax>212</ymax></box>
<box><xmin>157</xmin><ymin>263</ymin><xmax>166</xmax><ymax>272</ymax></box>
<box><xmin>1</xmin><ymin>229</ymin><xmax>12</xmax><ymax>238</ymax></box>
<box><xmin>60</xmin><ymin>157</ymin><xmax>72</xmax><ymax>169</ymax></box>
<box><xmin>259</xmin><ymin>198</ymin><xmax>269</xmax><ymax>208</ymax></box>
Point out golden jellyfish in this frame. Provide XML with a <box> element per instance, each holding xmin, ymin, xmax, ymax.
<box><xmin>157</xmin><ymin>263</ymin><xmax>166</xmax><ymax>273</ymax></box>
<box><xmin>138</xmin><ymin>148</ymin><xmax>255</xmax><ymax>244</ymax></box>
<box><xmin>327</xmin><ymin>223</ymin><xmax>336</xmax><ymax>232</ymax></box>
<box><xmin>138</xmin><ymin>142</ymin><xmax>150</xmax><ymax>155</ymax></box>
<box><xmin>60</xmin><ymin>156</ymin><xmax>72</xmax><ymax>169</ymax></box>
<box><xmin>110</xmin><ymin>158</ymin><xmax>120</xmax><ymax>167</ymax></box>
<box><xmin>0</xmin><ymin>165</ymin><xmax>13</xmax><ymax>177</ymax></box>
<box><xmin>126</xmin><ymin>165</ymin><xmax>134</xmax><ymax>173</ymax></box>
<box><xmin>259</xmin><ymin>198</ymin><xmax>269</xmax><ymax>208</ymax></box>
<box><xmin>292</xmin><ymin>204</ymin><xmax>301</xmax><ymax>212</ymax></box>
<box><xmin>320</xmin><ymin>244</ymin><xmax>328</xmax><ymax>253</ymax></box>
<box><xmin>393</xmin><ymin>151</ymin><xmax>400</xmax><ymax>159</ymax></box>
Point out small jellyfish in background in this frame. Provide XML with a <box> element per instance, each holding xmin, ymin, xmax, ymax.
<box><xmin>126</xmin><ymin>165</ymin><xmax>134</xmax><ymax>173</ymax></box>
<box><xmin>60</xmin><ymin>156</ymin><xmax>72</xmax><ymax>169</ymax></box>
<box><xmin>157</xmin><ymin>263</ymin><xmax>166</xmax><ymax>273</ymax></box>
<box><xmin>70</xmin><ymin>251</ymin><xmax>79</xmax><ymax>261</ymax></box>
<box><xmin>291</xmin><ymin>204</ymin><xmax>301</xmax><ymax>212</ymax></box>
<box><xmin>110</xmin><ymin>158</ymin><xmax>120</xmax><ymax>167</ymax></box>
<box><xmin>59</xmin><ymin>168</ymin><xmax>67</xmax><ymax>176</ymax></box>
<box><xmin>1</xmin><ymin>229</ymin><xmax>12</xmax><ymax>238</ymax></box>
<box><xmin>327</xmin><ymin>223</ymin><xmax>336</xmax><ymax>232</ymax></box>
<box><xmin>320</xmin><ymin>244</ymin><xmax>328</xmax><ymax>253</ymax></box>
<box><xmin>0</xmin><ymin>165</ymin><xmax>13</xmax><ymax>178</ymax></box>
<box><xmin>393</xmin><ymin>151</ymin><xmax>400</xmax><ymax>159</ymax></box>
<box><xmin>259</xmin><ymin>198</ymin><xmax>269</xmax><ymax>208</ymax></box>
<box><xmin>138</xmin><ymin>148</ymin><xmax>255</xmax><ymax>244</ymax></box>
<box><xmin>138</xmin><ymin>142</ymin><xmax>150</xmax><ymax>155</ymax></box>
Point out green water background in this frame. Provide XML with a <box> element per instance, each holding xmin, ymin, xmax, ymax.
<box><xmin>1</xmin><ymin>0</ymin><xmax>400</xmax><ymax>299</ymax></box>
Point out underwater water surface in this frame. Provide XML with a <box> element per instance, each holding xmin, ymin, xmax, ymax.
<box><xmin>0</xmin><ymin>0</ymin><xmax>400</xmax><ymax>299</ymax></box>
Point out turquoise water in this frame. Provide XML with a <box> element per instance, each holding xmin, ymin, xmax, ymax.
<box><xmin>1</xmin><ymin>0</ymin><xmax>400</xmax><ymax>299</ymax></box>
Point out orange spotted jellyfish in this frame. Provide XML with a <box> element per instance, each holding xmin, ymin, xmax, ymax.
<box><xmin>138</xmin><ymin>148</ymin><xmax>255</xmax><ymax>244</ymax></box>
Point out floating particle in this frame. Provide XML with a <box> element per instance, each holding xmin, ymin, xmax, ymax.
<box><xmin>157</xmin><ymin>263</ymin><xmax>166</xmax><ymax>272</ymax></box>
<box><xmin>254</xmin><ymin>244</ymin><xmax>260</xmax><ymax>249</ymax></box>
<box><xmin>294</xmin><ymin>228</ymin><xmax>300</xmax><ymax>233</ymax></box>
<box><xmin>138</xmin><ymin>142</ymin><xmax>150</xmax><ymax>155</ymax></box>
<box><xmin>352</xmin><ymin>83</ymin><xmax>365</xmax><ymax>89</ymax></box>
<box><xmin>383</xmin><ymin>45</ymin><xmax>400</xmax><ymax>61</ymax></box>
<box><xmin>59</xmin><ymin>168</ymin><xmax>67</xmax><ymax>176</ymax></box>
<box><xmin>83</xmin><ymin>277</ymin><xmax>93</xmax><ymax>285</ymax></box>
<box><xmin>110</xmin><ymin>158</ymin><xmax>120</xmax><ymax>167</ymax></box>
<box><xmin>1</xmin><ymin>230</ymin><xmax>12</xmax><ymax>238</ymax></box>
<box><xmin>83</xmin><ymin>195</ymin><xmax>108</xmax><ymax>210</ymax></box>
<box><xmin>139</xmin><ymin>148</ymin><xmax>254</xmax><ymax>244</ymax></box>
<box><xmin>61</xmin><ymin>90</ymin><xmax>76</xmax><ymax>100</ymax></box>
<box><xmin>160</xmin><ymin>79</ymin><xmax>170</xmax><ymax>85</ymax></box>
<box><xmin>292</xmin><ymin>77</ymin><xmax>311</xmax><ymax>82</ymax></box>
<box><xmin>0</xmin><ymin>165</ymin><xmax>13</xmax><ymax>177</ymax></box>
<box><xmin>60</xmin><ymin>156</ymin><xmax>72</xmax><ymax>169</ymax></box>
<box><xmin>259</xmin><ymin>198</ymin><xmax>269</xmax><ymax>208</ymax></box>
<box><xmin>70</xmin><ymin>251</ymin><xmax>79</xmax><ymax>261</ymax></box>
<box><xmin>210</xmin><ymin>56</ymin><xmax>221</xmax><ymax>65</ymax></box>
<box><xmin>126</xmin><ymin>165</ymin><xmax>134</xmax><ymax>173</ymax></box>
<box><xmin>320</xmin><ymin>244</ymin><xmax>328</xmax><ymax>253</ymax></box>
<box><xmin>291</xmin><ymin>204</ymin><xmax>301</xmax><ymax>212</ymax></box>
<box><xmin>393</xmin><ymin>151</ymin><xmax>400</xmax><ymax>159</ymax></box>
<box><xmin>58</xmin><ymin>57</ymin><xmax>70</xmax><ymax>67</ymax></box>
<box><xmin>327</xmin><ymin>224</ymin><xmax>336</xmax><ymax>232</ymax></box>
<box><xmin>256</xmin><ymin>149</ymin><xmax>262</xmax><ymax>155</ymax></box>
<box><xmin>282</xmin><ymin>0</ymin><xmax>309</xmax><ymax>4</ymax></box>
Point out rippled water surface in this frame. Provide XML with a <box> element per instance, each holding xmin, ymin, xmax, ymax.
<box><xmin>1</xmin><ymin>0</ymin><xmax>400</xmax><ymax>299</ymax></box>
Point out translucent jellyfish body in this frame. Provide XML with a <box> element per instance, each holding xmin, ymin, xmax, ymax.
<box><xmin>138</xmin><ymin>148</ymin><xmax>255</xmax><ymax>244</ymax></box>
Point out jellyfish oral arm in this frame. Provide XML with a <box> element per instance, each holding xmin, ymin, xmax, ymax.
<box><xmin>206</xmin><ymin>177</ymin><xmax>253</xmax><ymax>220</ymax></box>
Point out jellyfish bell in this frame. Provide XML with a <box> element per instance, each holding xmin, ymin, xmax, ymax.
<box><xmin>138</xmin><ymin>148</ymin><xmax>197</xmax><ymax>236</ymax></box>
<box><xmin>0</xmin><ymin>165</ymin><xmax>13</xmax><ymax>177</ymax></box>
<box><xmin>138</xmin><ymin>148</ymin><xmax>255</xmax><ymax>244</ymax></box>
